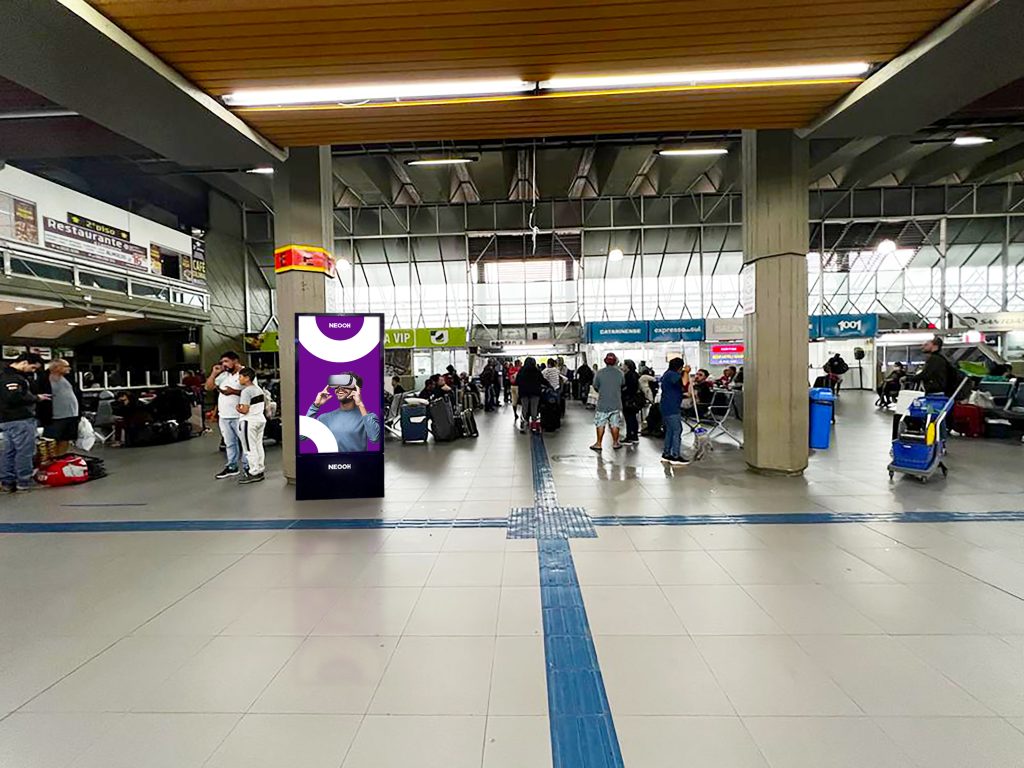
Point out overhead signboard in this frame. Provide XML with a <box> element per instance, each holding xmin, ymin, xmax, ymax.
<box><xmin>706</xmin><ymin>317</ymin><xmax>745</xmax><ymax>341</ymax></box>
<box><xmin>414</xmin><ymin>327</ymin><xmax>468</xmax><ymax>348</ymax></box>
<box><xmin>274</xmin><ymin>244</ymin><xmax>335</xmax><ymax>276</ymax></box>
<box><xmin>647</xmin><ymin>319</ymin><xmax>705</xmax><ymax>342</ymax></box>
<box><xmin>816</xmin><ymin>313</ymin><xmax>878</xmax><ymax>339</ymax></box>
<box><xmin>956</xmin><ymin>312</ymin><xmax>1024</xmax><ymax>332</ymax></box>
<box><xmin>42</xmin><ymin>217</ymin><xmax>148</xmax><ymax>270</ymax></box>
<box><xmin>808</xmin><ymin>315</ymin><xmax>822</xmax><ymax>340</ymax></box>
<box><xmin>295</xmin><ymin>313</ymin><xmax>384</xmax><ymax>501</ymax></box>
<box><xmin>244</xmin><ymin>331</ymin><xmax>279</xmax><ymax>353</ymax></box>
<box><xmin>385</xmin><ymin>329</ymin><xmax>415</xmax><ymax>349</ymax></box>
<box><xmin>709</xmin><ymin>343</ymin><xmax>745</xmax><ymax>366</ymax></box>
<box><xmin>586</xmin><ymin>321</ymin><xmax>648</xmax><ymax>344</ymax></box>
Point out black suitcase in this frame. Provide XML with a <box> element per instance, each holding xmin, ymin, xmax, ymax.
<box><xmin>540</xmin><ymin>392</ymin><xmax>561</xmax><ymax>432</ymax></box>
<box><xmin>429</xmin><ymin>398</ymin><xmax>459</xmax><ymax>442</ymax></box>
<box><xmin>401</xmin><ymin>403</ymin><xmax>429</xmax><ymax>443</ymax></box>
<box><xmin>643</xmin><ymin>407</ymin><xmax>665</xmax><ymax>437</ymax></box>
<box><xmin>460</xmin><ymin>409</ymin><xmax>479</xmax><ymax>438</ymax></box>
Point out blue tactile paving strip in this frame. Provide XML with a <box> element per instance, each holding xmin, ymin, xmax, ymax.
<box><xmin>508</xmin><ymin>506</ymin><xmax>597</xmax><ymax>539</ymax></box>
<box><xmin>539</xmin><ymin>538</ymin><xmax>624</xmax><ymax>768</ymax></box>
<box><xmin>531</xmin><ymin>432</ymin><xmax>561</xmax><ymax>508</ymax></box>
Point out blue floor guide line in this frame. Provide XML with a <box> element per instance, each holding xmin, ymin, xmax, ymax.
<box><xmin>523</xmin><ymin>431</ymin><xmax>624</xmax><ymax>768</ymax></box>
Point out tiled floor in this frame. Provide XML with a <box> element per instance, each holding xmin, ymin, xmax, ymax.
<box><xmin>2</xmin><ymin>392</ymin><xmax>1024</xmax><ymax>766</ymax></box>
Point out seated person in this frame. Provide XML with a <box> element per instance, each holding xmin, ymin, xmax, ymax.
<box><xmin>391</xmin><ymin>376</ymin><xmax>405</xmax><ymax>395</ymax></box>
<box><xmin>306</xmin><ymin>372</ymin><xmax>381</xmax><ymax>451</ymax></box>
<box><xmin>877</xmin><ymin>362</ymin><xmax>905</xmax><ymax>406</ymax></box>
<box><xmin>683</xmin><ymin>369</ymin><xmax>715</xmax><ymax>419</ymax></box>
<box><xmin>716</xmin><ymin>366</ymin><xmax>738</xmax><ymax>388</ymax></box>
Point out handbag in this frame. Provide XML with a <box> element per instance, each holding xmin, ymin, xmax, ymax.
<box><xmin>76</xmin><ymin>417</ymin><xmax>96</xmax><ymax>451</ymax></box>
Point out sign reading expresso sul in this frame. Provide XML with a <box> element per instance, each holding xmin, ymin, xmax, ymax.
<box><xmin>295</xmin><ymin>314</ymin><xmax>385</xmax><ymax>501</ymax></box>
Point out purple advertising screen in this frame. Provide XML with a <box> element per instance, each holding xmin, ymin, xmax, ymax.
<box><xmin>295</xmin><ymin>313</ymin><xmax>385</xmax><ymax>500</ymax></box>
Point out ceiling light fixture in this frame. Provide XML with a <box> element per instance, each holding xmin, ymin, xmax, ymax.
<box><xmin>85</xmin><ymin>315</ymin><xmax>97</xmax><ymax>319</ymax></box>
<box><xmin>405</xmin><ymin>157</ymin><xmax>478</xmax><ymax>166</ymax></box>
<box><xmin>953</xmin><ymin>136</ymin><xmax>993</xmax><ymax>146</ymax></box>
<box><xmin>875</xmin><ymin>239</ymin><xmax>898</xmax><ymax>255</ymax></box>
<box><xmin>44</xmin><ymin>320</ymin><xmax>56</xmax><ymax>324</ymax></box>
<box><xmin>656</xmin><ymin>147</ymin><xmax>729</xmax><ymax>157</ymax></box>
<box><xmin>246</xmin><ymin>167</ymin><xmax>274</xmax><ymax>175</ymax></box>
<box><xmin>541</xmin><ymin>62</ymin><xmax>869</xmax><ymax>92</ymax></box>
<box><xmin>223</xmin><ymin>78</ymin><xmax>535</xmax><ymax>107</ymax></box>
<box><xmin>14</xmin><ymin>306</ymin><xmax>28</xmax><ymax>311</ymax></box>
<box><xmin>66</xmin><ymin>322</ymin><xmax>80</xmax><ymax>327</ymax></box>
<box><xmin>608</xmin><ymin>248</ymin><xmax>624</xmax><ymax>262</ymax></box>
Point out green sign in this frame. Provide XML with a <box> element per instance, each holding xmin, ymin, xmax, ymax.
<box><xmin>415</xmin><ymin>327</ymin><xmax>467</xmax><ymax>348</ymax></box>
<box><xmin>385</xmin><ymin>329</ymin><xmax>415</xmax><ymax>349</ymax></box>
<box><xmin>385</xmin><ymin>327</ymin><xmax>467</xmax><ymax>348</ymax></box>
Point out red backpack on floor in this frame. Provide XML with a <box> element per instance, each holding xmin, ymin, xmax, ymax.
<box><xmin>36</xmin><ymin>456</ymin><xmax>90</xmax><ymax>486</ymax></box>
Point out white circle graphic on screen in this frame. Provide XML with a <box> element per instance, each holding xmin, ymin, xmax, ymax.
<box><xmin>430</xmin><ymin>330</ymin><xmax>449</xmax><ymax>345</ymax></box>
<box><xmin>298</xmin><ymin>315</ymin><xmax>380</xmax><ymax>362</ymax></box>
<box><xmin>299</xmin><ymin>415</ymin><xmax>339</xmax><ymax>453</ymax></box>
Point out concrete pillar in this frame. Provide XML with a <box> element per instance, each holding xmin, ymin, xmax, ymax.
<box><xmin>741</xmin><ymin>130</ymin><xmax>809</xmax><ymax>475</ymax></box>
<box><xmin>273</xmin><ymin>146</ymin><xmax>333</xmax><ymax>481</ymax></box>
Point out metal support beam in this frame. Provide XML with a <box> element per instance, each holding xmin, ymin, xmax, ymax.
<box><xmin>803</xmin><ymin>0</ymin><xmax>1024</xmax><ymax>139</ymax></box>
<box><xmin>0</xmin><ymin>0</ymin><xmax>283</xmax><ymax>167</ymax></box>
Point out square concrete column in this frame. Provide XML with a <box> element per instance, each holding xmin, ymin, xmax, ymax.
<box><xmin>741</xmin><ymin>130</ymin><xmax>809</xmax><ymax>475</ymax></box>
<box><xmin>273</xmin><ymin>146</ymin><xmax>333</xmax><ymax>481</ymax></box>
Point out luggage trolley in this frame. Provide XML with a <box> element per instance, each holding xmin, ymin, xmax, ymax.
<box><xmin>887</xmin><ymin>379</ymin><xmax>967</xmax><ymax>483</ymax></box>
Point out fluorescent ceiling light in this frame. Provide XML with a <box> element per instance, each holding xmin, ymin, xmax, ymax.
<box><xmin>14</xmin><ymin>306</ymin><xmax>28</xmax><ymax>311</ymax></box>
<box><xmin>246</xmin><ymin>167</ymin><xmax>274</xmax><ymax>175</ymax></box>
<box><xmin>608</xmin><ymin>248</ymin><xmax>624</xmax><ymax>262</ymax></box>
<box><xmin>875</xmin><ymin>239</ymin><xmax>897</xmax><ymax>255</ymax></box>
<box><xmin>953</xmin><ymin>136</ymin><xmax>992</xmax><ymax>146</ymax></box>
<box><xmin>541</xmin><ymin>62</ymin><xmax>869</xmax><ymax>92</ymax></box>
<box><xmin>66</xmin><ymin>322</ymin><xmax>80</xmax><ymax>327</ymax></box>
<box><xmin>44</xmin><ymin>320</ymin><xmax>56</xmax><ymax>324</ymax></box>
<box><xmin>223</xmin><ymin>78</ymin><xmax>534</xmax><ymax>107</ymax></box>
<box><xmin>657</xmin><ymin>147</ymin><xmax>728</xmax><ymax>157</ymax></box>
<box><xmin>85</xmin><ymin>315</ymin><xmax>97</xmax><ymax>319</ymax></box>
<box><xmin>405</xmin><ymin>157</ymin><xmax>478</xmax><ymax>166</ymax></box>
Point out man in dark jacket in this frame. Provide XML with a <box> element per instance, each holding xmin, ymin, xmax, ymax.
<box><xmin>514</xmin><ymin>357</ymin><xmax>545</xmax><ymax>432</ymax></box>
<box><xmin>915</xmin><ymin>336</ymin><xmax>953</xmax><ymax>394</ymax></box>
<box><xmin>0</xmin><ymin>353</ymin><xmax>48</xmax><ymax>492</ymax></box>
<box><xmin>576</xmin><ymin>361</ymin><xmax>594</xmax><ymax>404</ymax></box>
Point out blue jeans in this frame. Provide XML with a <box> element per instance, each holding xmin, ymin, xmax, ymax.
<box><xmin>1</xmin><ymin>417</ymin><xmax>37</xmax><ymax>488</ymax></box>
<box><xmin>663</xmin><ymin>412</ymin><xmax>683</xmax><ymax>458</ymax></box>
<box><xmin>219</xmin><ymin>417</ymin><xmax>247</xmax><ymax>471</ymax></box>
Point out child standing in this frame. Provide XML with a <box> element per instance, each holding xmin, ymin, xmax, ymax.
<box><xmin>235</xmin><ymin>367</ymin><xmax>266</xmax><ymax>484</ymax></box>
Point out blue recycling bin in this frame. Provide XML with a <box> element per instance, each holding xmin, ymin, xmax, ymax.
<box><xmin>809</xmin><ymin>387</ymin><xmax>834</xmax><ymax>450</ymax></box>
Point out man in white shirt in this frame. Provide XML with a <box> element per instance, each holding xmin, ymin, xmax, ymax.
<box><xmin>542</xmin><ymin>358</ymin><xmax>565</xmax><ymax>391</ymax></box>
<box><xmin>205</xmin><ymin>350</ymin><xmax>252</xmax><ymax>479</ymax></box>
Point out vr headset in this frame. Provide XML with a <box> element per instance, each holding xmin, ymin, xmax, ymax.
<box><xmin>327</xmin><ymin>373</ymin><xmax>358</xmax><ymax>388</ymax></box>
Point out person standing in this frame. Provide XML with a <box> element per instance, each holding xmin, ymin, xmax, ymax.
<box><xmin>590</xmin><ymin>353</ymin><xmax>625</xmax><ymax>451</ymax></box>
<box><xmin>576</xmin><ymin>361</ymin><xmax>594</xmax><ymax>404</ymax></box>
<box><xmin>514</xmin><ymin>357</ymin><xmax>545</xmax><ymax>433</ymax></box>
<box><xmin>621</xmin><ymin>359</ymin><xmax>642</xmax><ymax>445</ymax></box>
<box><xmin>0</xmin><ymin>352</ymin><xmax>49</xmax><ymax>492</ymax></box>
<box><xmin>480</xmin><ymin>361</ymin><xmax>498</xmax><ymax>412</ymax></box>
<box><xmin>41</xmin><ymin>359</ymin><xmax>81</xmax><ymax>456</ymax></box>
<box><xmin>502</xmin><ymin>361</ymin><xmax>512</xmax><ymax>405</ymax></box>
<box><xmin>235</xmin><ymin>367</ymin><xmax>266</xmax><ymax>485</ymax></box>
<box><xmin>660</xmin><ymin>358</ymin><xmax>691</xmax><ymax>466</ymax></box>
<box><xmin>205</xmin><ymin>351</ymin><xmax>249</xmax><ymax>479</ymax></box>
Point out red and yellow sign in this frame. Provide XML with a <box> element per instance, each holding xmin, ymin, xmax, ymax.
<box><xmin>274</xmin><ymin>244</ymin><xmax>335</xmax><ymax>276</ymax></box>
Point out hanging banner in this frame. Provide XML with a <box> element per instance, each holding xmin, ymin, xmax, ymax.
<box><xmin>816</xmin><ymin>313</ymin><xmax>878</xmax><ymax>339</ymax></box>
<box><xmin>414</xmin><ymin>327</ymin><xmax>468</xmax><ymax>348</ymax></box>
<box><xmin>586</xmin><ymin>321</ymin><xmax>648</xmax><ymax>344</ymax></box>
<box><xmin>190</xmin><ymin>239</ymin><xmax>207</xmax><ymax>284</ymax></box>
<box><xmin>295</xmin><ymin>313</ymin><xmax>384</xmax><ymax>501</ymax></box>
<box><xmin>647</xmin><ymin>319</ymin><xmax>705</xmax><ymax>342</ymax></box>
<box><xmin>42</xmin><ymin>217</ymin><xmax>148</xmax><ymax>270</ymax></box>
<box><xmin>0</xmin><ymin>191</ymin><xmax>38</xmax><ymax>244</ymax></box>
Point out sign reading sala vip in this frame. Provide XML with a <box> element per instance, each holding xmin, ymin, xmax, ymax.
<box><xmin>295</xmin><ymin>313</ymin><xmax>385</xmax><ymax>501</ymax></box>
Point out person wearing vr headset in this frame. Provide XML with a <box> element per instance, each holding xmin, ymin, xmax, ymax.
<box><xmin>307</xmin><ymin>372</ymin><xmax>381</xmax><ymax>452</ymax></box>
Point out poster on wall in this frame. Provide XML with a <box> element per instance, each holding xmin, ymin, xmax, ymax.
<box><xmin>43</xmin><ymin>217</ymin><xmax>147</xmax><ymax>270</ymax></box>
<box><xmin>0</xmin><ymin>191</ymin><xmax>38</xmax><ymax>244</ymax></box>
<box><xmin>295</xmin><ymin>313</ymin><xmax>384</xmax><ymax>500</ymax></box>
<box><xmin>190</xmin><ymin>239</ymin><xmax>207</xmax><ymax>283</ymax></box>
<box><xmin>149</xmin><ymin>242</ymin><xmax>190</xmax><ymax>281</ymax></box>
<box><xmin>2</xmin><ymin>345</ymin><xmax>27</xmax><ymax>359</ymax></box>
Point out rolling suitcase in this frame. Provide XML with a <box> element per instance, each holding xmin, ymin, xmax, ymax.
<box><xmin>950</xmin><ymin>402</ymin><xmax>984</xmax><ymax>438</ymax></box>
<box><xmin>429</xmin><ymin>398</ymin><xmax>459</xmax><ymax>442</ymax></box>
<box><xmin>401</xmin><ymin>403</ymin><xmax>429</xmax><ymax>443</ymax></box>
<box><xmin>540</xmin><ymin>390</ymin><xmax>562</xmax><ymax>432</ymax></box>
<box><xmin>460</xmin><ymin>409</ymin><xmax>479</xmax><ymax>438</ymax></box>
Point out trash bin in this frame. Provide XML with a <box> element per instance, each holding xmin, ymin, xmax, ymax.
<box><xmin>809</xmin><ymin>387</ymin><xmax>834</xmax><ymax>450</ymax></box>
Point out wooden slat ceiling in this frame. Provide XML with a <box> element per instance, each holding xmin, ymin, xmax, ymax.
<box><xmin>88</xmin><ymin>0</ymin><xmax>967</xmax><ymax>147</ymax></box>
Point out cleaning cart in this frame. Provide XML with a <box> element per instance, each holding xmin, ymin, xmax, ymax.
<box><xmin>887</xmin><ymin>379</ymin><xmax>967</xmax><ymax>482</ymax></box>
